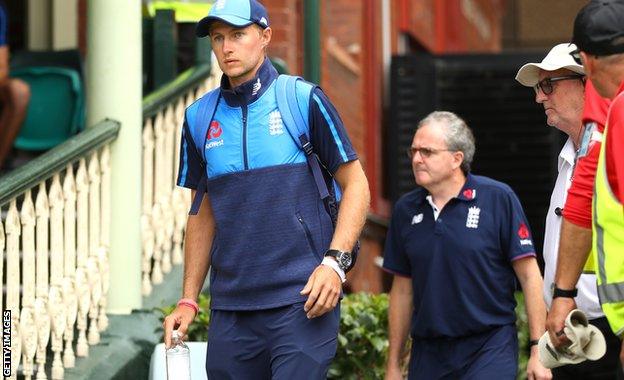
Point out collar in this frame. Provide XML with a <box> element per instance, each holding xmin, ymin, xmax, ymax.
<box><xmin>220</xmin><ymin>57</ymin><xmax>278</xmax><ymax>107</ymax></box>
<box><xmin>558</xmin><ymin>137</ymin><xmax>576</xmax><ymax>171</ymax></box>
<box><xmin>414</xmin><ymin>173</ymin><xmax>477</xmax><ymax>205</ymax></box>
<box><xmin>456</xmin><ymin>173</ymin><xmax>478</xmax><ymax>201</ymax></box>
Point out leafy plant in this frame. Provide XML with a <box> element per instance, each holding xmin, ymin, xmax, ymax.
<box><xmin>327</xmin><ymin>293</ymin><xmax>389</xmax><ymax>379</ymax></box>
<box><xmin>515</xmin><ymin>291</ymin><xmax>529</xmax><ymax>380</ymax></box>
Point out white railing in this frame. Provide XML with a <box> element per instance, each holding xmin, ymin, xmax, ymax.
<box><xmin>141</xmin><ymin>63</ymin><xmax>222</xmax><ymax>296</ymax></box>
<box><xmin>0</xmin><ymin>121</ymin><xmax>119</xmax><ymax>379</ymax></box>
<box><xmin>0</xmin><ymin>61</ymin><xmax>221</xmax><ymax>378</ymax></box>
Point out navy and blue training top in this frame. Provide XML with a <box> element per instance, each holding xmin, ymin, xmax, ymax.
<box><xmin>383</xmin><ymin>174</ymin><xmax>536</xmax><ymax>339</ymax></box>
<box><xmin>176</xmin><ymin>58</ymin><xmax>357</xmax><ymax>310</ymax></box>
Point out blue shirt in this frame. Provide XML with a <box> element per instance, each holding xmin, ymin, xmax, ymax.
<box><xmin>383</xmin><ymin>174</ymin><xmax>536</xmax><ymax>339</ymax></box>
<box><xmin>176</xmin><ymin>58</ymin><xmax>357</xmax><ymax>310</ymax></box>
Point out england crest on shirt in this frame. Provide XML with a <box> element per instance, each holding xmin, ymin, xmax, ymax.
<box><xmin>466</xmin><ymin>206</ymin><xmax>480</xmax><ymax>228</ymax></box>
<box><xmin>269</xmin><ymin>110</ymin><xmax>284</xmax><ymax>136</ymax></box>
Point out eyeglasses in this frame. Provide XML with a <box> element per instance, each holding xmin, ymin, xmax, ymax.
<box><xmin>569</xmin><ymin>49</ymin><xmax>582</xmax><ymax>65</ymax></box>
<box><xmin>533</xmin><ymin>74</ymin><xmax>585</xmax><ymax>95</ymax></box>
<box><xmin>406</xmin><ymin>146</ymin><xmax>453</xmax><ymax>159</ymax></box>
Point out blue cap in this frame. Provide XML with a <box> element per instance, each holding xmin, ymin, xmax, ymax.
<box><xmin>196</xmin><ymin>0</ymin><xmax>270</xmax><ymax>37</ymax></box>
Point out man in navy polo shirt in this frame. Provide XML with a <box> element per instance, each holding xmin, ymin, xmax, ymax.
<box><xmin>162</xmin><ymin>0</ymin><xmax>370</xmax><ymax>378</ymax></box>
<box><xmin>383</xmin><ymin>111</ymin><xmax>550</xmax><ymax>379</ymax></box>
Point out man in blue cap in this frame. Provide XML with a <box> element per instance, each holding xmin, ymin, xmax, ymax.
<box><xmin>163</xmin><ymin>0</ymin><xmax>370</xmax><ymax>378</ymax></box>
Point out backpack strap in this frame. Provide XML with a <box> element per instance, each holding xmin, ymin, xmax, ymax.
<box><xmin>275</xmin><ymin>75</ymin><xmax>330</xmax><ymax>201</ymax></box>
<box><xmin>187</xmin><ymin>88</ymin><xmax>220</xmax><ymax>215</ymax></box>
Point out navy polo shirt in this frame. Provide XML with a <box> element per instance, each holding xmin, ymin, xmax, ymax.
<box><xmin>383</xmin><ymin>174</ymin><xmax>536</xmax><ymax>339</ymax></box>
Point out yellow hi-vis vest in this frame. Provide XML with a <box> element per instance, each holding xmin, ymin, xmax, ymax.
<box><xmin>592</xmin><ymin>108</ymin><xmax>624</xmax><ymax>337</ymax></box>
<box><xmin>143</xmin><ymin>1</ymin><xmax>211</xmax><ymax>22</ymax></box>
<box><xmin>582</xmin><ymin>125</ymin><xmax>605</xmax><ymax>275</ymax></box>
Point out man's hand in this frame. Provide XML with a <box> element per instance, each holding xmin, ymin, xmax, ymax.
<box><xmin>162</xmin><ymin>305</ymin><xmax>196</xmax><ymax>348</ymax></box>
<box><xmin>546</xmin><ymin>297</ymin><xmax>576</xmax><ymax>348</ymax></box>
<box><xmin>300</xmin><ymin>264</ymin><xmax>341</xmax><ymax>319</ymax></box>
<box><xmin>527</xmin><ymin>346</ymin><xmax>552</xmax><ymax>380</ymax></box>
<box><xmin>384</xmin><ymin>363</ymin><xmax>403</xmax><ymax>380</ymax></box>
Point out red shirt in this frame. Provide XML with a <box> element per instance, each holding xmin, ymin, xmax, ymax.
<box><xmin>605</xmin><ymin>80</ymin><xmax>624</xmax><ymax>203</ymax></box>
<box><xmin>563</xmin><ymin>81</ymin><xmax>611</xmax><ymax>227</ymax></box>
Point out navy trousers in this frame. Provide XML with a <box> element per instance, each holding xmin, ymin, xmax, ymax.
<box><xmin>205</xmin><ymin>302</ymin><xmax>339</xmax><ymax>380</ymax></box>
<box><xmin>408</xmin><ymin>324</ymin><xmax>518</xmax><ymax>380</ymax></box>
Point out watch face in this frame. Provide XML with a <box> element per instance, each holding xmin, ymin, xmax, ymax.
<box><xmin>338</xmin><ymin>252</ymin><xmax>352</xmax><ymax>270</ymax></box>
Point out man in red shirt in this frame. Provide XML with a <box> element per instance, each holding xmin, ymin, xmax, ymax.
<box><xmin>547</xmin><ymin>0</ymin><xmax>624</xmax><ymax>366</ymax></box>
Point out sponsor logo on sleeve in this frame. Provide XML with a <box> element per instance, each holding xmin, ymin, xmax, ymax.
<box><xmin>518</xmin><ymin>223</ymin><xmax>533</xmax><ymax>246</ymax></box>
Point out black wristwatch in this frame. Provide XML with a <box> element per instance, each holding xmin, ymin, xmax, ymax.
<box><xmin>324</xmin><ymin>249</ymin><xmax>353</xmax><ymax>272</ymax></box>
<box><xmin>551</xmin><ymin>283</ymin><xmax>578</xmax><ymax>299</ymax></box>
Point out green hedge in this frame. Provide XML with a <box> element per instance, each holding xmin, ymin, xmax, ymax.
<box><xmin>156</xmin><ymin>292</ymin><xmax>530</xmax><ymax>379</ymax></box>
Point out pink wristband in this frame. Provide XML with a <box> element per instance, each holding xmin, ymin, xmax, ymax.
<box><xmin>177</xmin><ymin>298</ymin><xmax>199</xmax><ymax>315</ymax></box>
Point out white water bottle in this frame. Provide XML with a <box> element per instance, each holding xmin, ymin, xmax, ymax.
<box><xmin>166</xmin><ymin>330</ymin><xmax>191</xmax><ymax>380</ymax></box>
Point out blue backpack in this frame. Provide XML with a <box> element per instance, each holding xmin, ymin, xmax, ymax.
<box><xmin>186</xmin><ymin>75</ymin><xmax>338</xmax><ymax>224</ymax></box>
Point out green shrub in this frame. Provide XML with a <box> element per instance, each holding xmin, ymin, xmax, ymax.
<box><xmin>328</xmin><ymin>293</ymin><xmax>389</xmax><ymax>379</ymax></box>
<box><xmin>515</xmin><ymin>292</ymin><xmax>529</xmax><ymax>380</ymax></box>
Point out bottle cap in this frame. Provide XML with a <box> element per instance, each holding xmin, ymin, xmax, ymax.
<box><xmin>172</xmin><ymin>330</ymin><xmax>180</xmax><ymax>340</ymax></box>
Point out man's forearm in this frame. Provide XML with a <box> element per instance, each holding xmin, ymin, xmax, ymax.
<box><xmin>523</xmin><ymin>270</ymin><xmax>547</xmax><ymax>342</ymax></box>
<box><xmin>182</xmin><ymin>191</ymin><xmax>215</xmax><ymax>300</ymax></box>
<box><xmin>554</xmin><ymin>219</ymin><xmax>592</xmax><ymax>289</ymax></box>
<box><xmin>331</xmin><ymin>161</ymin><xmax>370</xmax><ymax>252</ymax></box>
<box><xmin>513</xmin><ymin>258</ymin><xmax>547</xmax><ymax>340</ymax></box>
<box><xmin>387</xmin><ymin>277</ymin><xmax>413</xmax><ymax>365</ymax></box>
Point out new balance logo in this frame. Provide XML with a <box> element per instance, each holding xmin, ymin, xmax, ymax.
<box><xmin>252</xmin><ymin>78</ymin><xmax>262</xmax><ymax>96</ymax></box>
<box><xmin>466</xmin><ymin>206</ymin><xmax>480</xmax><ymax>228</ymax></box>
<box><xmin>411</xmin><ymin>213</ymin><xmax>423</xmax><ymax>225</ymax></box>
<box><xmin>269</xmin><ymin>110</ymin><xmax>284</xmax><ymax>136</ymax></box>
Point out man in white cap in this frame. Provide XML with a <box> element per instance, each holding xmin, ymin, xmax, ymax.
<box><xmin>547</xmin><ymin>0</ymin><xmax>624</xmax><ymax>370</ymax></box>
<box><xmin>517</xmin><ymin>43</ymin><xmax>622</xmax><ymax>378</ymax></box>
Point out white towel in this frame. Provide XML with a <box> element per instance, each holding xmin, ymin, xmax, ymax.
<box><xmin>538</xmin><ymin>309</ymin><xmax>607</xmax><ymax>368</ymax></box>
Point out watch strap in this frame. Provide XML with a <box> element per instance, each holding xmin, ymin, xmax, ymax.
<box><xmin>324</xmin><ymin>249</ymin><xmax>352</xmax><ymax>272</ymax></box>
<box><xmin>321</xmin><ymin>256</ymin><xmax>346</xmax><ymax>283</ymax></box>
<box><xmin>553</xmin><ymin>286</ymin><xmax>578</xmax><ymax>299</ymax></box>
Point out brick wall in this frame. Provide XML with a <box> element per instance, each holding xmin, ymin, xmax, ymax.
<box><xmin>320</xmin><ymin>0</ymin><xmax>364</xmax><ymax>158</ymax></box>
<box><xmin>265</xmin><ymin>0</ymin><xmax>302</xmax><ymax>75</ymax></box>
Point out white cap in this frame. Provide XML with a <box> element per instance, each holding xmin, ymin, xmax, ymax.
<box><xmin>538</xmin><ymin>309</ymin><xmax>606</xmax><ymax>369</ymax></box>
<box><xmin>515</xmin><ymin>43</ymin><xmax>585</xmax><ymax>87</ymax></box>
